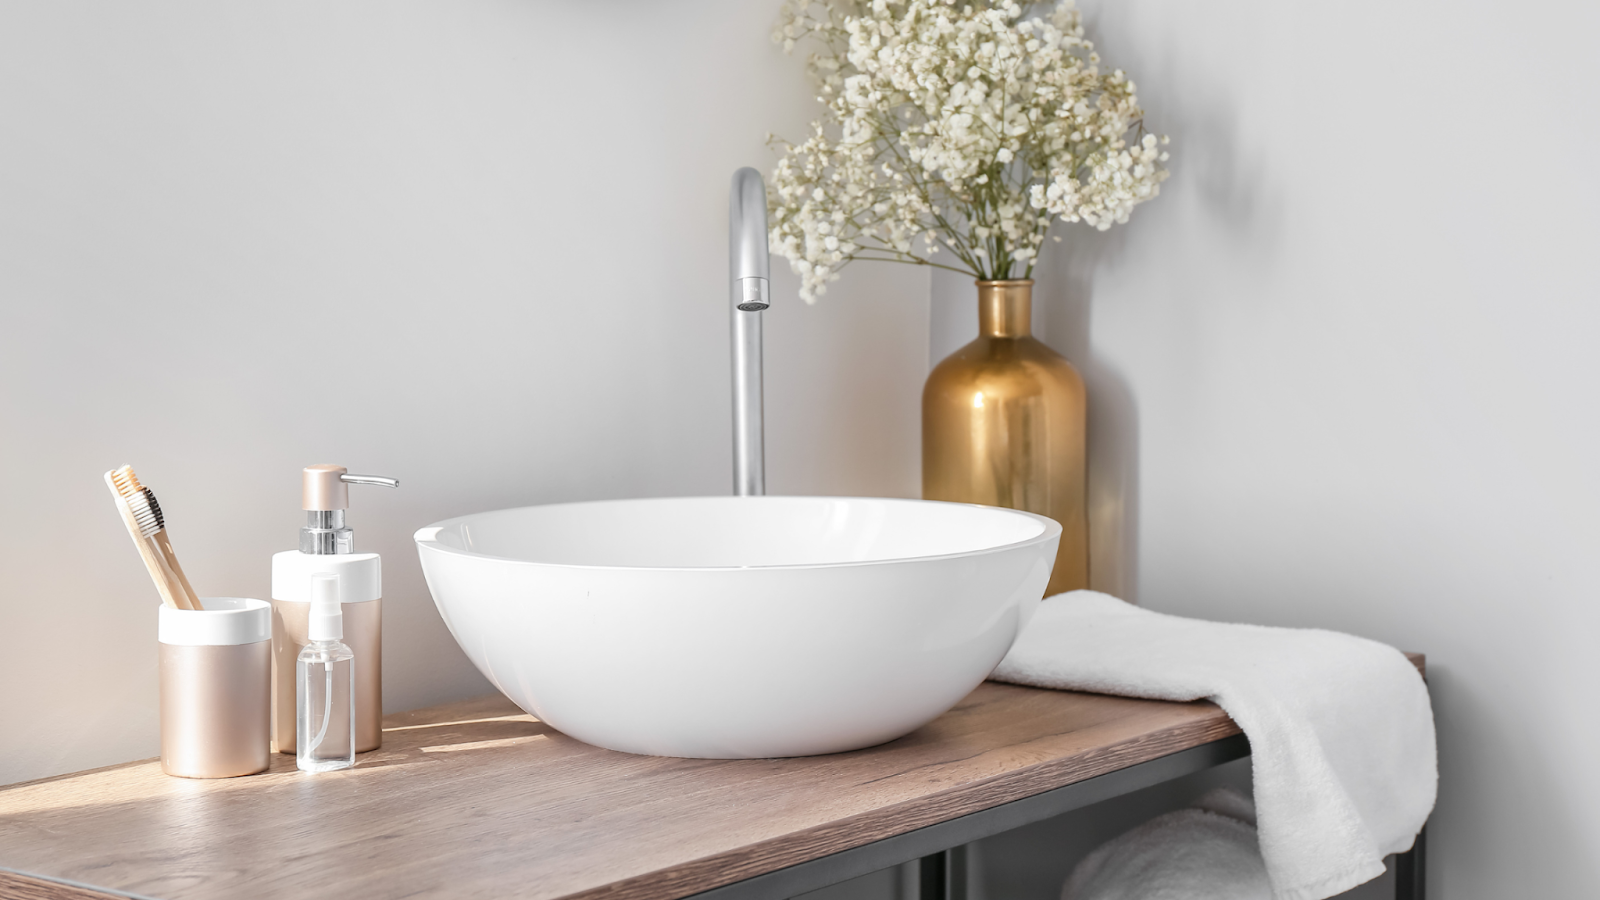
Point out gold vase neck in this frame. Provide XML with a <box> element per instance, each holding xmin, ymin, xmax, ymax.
<box><xmin>976</xmin><ymin>280</ymin><xmax>1033</xmax><ymax>338</ymax></box>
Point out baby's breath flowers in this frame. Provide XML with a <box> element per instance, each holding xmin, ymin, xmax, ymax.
<box><xmin>769</xmin><ymin>0</ymin><xmax>1169</xmax><ymax>302</ymax></box>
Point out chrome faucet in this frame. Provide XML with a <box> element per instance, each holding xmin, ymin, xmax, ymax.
<box><xmin>729</xmin><ymin>167</ymin><xmax>770</xmax><ymax>497</ymax></box>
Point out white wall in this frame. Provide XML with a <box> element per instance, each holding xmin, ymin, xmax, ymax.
<box><xmin>958</xmin><ymin>1</ymin><xmax>1600</xmax><ymax>897</ymax></box>
<box><xmin>0</xmin><ymin>1</ymin><xmax>928</xmax><ymax>786</ymax></box>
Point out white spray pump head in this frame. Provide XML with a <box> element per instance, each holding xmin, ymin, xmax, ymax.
<box><xmin>308</xmin><ymin>572</ymin><xmax>343</xmax><ymax>642</ymax></box>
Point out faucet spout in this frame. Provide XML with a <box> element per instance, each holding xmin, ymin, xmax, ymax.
<box><xmin>730</xmin><ymin>168</ymin><xmax>769</xmax><ymax>497</ymax></box>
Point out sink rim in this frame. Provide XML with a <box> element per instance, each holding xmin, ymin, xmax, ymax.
<box><xmin>413</xmin><ymin>495</ymin><xmax>1062</xmax><ymax>573</ymax></box>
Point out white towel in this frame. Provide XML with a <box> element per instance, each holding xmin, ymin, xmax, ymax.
<box><xmin>992</xmin><ymin>591</ymin><xmax>1436</xmax><ymax>900</ymax></box>
<box><xmin>1062</xmin><ymin>788</ymin><xmax>1271</xmax><ymax>900</ymax></box>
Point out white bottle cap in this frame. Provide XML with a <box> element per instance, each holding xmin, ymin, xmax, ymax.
<box><xmin>307</xmin><ymin>573</ymin><xmax>343</xmax><ymax>641</ymax></box>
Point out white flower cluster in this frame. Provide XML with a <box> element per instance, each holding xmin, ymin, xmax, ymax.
<box><xmin>769</xmin><ymin>0</ymin><xmax>1169</xmax><ymax>301</ymax></box>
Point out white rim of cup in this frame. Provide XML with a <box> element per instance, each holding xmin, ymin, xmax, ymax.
<box><xmin>158</xmin><ymin>598</ymin><xmax>272</xmax><ymax>647</ymax></box>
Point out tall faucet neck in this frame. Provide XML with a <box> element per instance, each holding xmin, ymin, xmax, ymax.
<box><xmin>977</xmin><ymin>280</ymin><xmax>1033</xmax><ymax>338</ymax></box>
<box><xmin>730</xmin><ymin>167</ymin><xmax>770</xmax><ymax>497</ymax></box>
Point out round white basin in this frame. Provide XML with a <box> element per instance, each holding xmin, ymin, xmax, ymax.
<box><xmin>414</xmin><ymin>496</ymin><xmax>1060</xmax><ymax>758</ymax></box>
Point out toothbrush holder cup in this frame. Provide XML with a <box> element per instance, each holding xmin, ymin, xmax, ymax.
<box><xmin>158</xmin><ymin>598</ymin><xmax>272</xmax><ymax>778</ymax></box>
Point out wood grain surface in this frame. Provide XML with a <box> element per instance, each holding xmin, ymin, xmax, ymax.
<box><xmin>0</xmin><ymin>656</ymin><xmax>1424</xmax><ymax>900</ymax></box>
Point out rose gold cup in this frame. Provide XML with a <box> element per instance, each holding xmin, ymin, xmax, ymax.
<box><xmin>158</xmin><ymin>598</ymin><xmax>271</xmax><ymax>778</ymax></box>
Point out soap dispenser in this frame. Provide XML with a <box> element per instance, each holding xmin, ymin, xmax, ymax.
<box><xmin>271</xmin><ymin>465</ymin><xmax>397</xmax><ymax>754</ymax></box>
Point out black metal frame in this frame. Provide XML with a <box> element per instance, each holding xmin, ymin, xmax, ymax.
<box><xmin>685</xmin><ymin>734</ymin><xmax>1424</xmax><ymax>900</ymax></box>
<box><xmin>1395</xmin><ymin>826</ymin><xmax>1425</xmax><ymax>900</ymax></box>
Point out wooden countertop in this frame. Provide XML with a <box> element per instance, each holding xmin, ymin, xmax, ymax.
<box><xmin>0</xmin><ymin>655</ymin><xmax>1424</xmax><ymax>900</ymax></box>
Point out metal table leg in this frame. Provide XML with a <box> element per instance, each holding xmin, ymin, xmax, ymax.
<box><xmin>916</xmin><ymin>847</ymin><xmax>966</xmax><ymax>900</ymax></box>
<box><xmin>1394</xmin><ymin>825</ymin><xmax>1425</xmax><ymax>900</ymax></box>
<box><xmin>917</xmin><ymin>852</ymin><xmax>945</xmax><ymax>900</ymax></box>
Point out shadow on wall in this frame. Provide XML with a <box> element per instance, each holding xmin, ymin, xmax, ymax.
<box><xmin>1016</xmin><ymin>26</ymin><xmax>1274</xmax><ymax>603</ymax></box>
<box><xmin>1029</xmin><ymin>235</ymin><xmax>1140</xmax><ymax>603</ymax></box>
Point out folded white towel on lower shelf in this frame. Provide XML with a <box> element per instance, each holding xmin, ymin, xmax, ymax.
<box><xmin>1063</xmin><ymin>788</ymin><xmax>1271</xmax><ymax>900</ymax></box>
<box><xmin>992</xmin><ymin>591</ymin><xmax>1436</xmax><ymax>900</ymax></box>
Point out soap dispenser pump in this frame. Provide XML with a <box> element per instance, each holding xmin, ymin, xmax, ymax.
<box><xmin>271</xmin><ymin>465</ymin><xmax>397</xmax><ymax>755</ymax></box>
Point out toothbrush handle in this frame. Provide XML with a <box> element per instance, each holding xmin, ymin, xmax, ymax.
<box><xmin>153</xmin><ymin>532</ymin><xmax>202</xmax><ymax>611</ymax></box>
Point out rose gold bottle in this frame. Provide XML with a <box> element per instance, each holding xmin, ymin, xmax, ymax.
<box><xmin>923</xmin><ymin>280</ymin><xmax>1088</xmax><ymax>596</ymax></box>
<box><xmin>270</xmin><ymin>465</ymin><xmax>397</xmax><ymax>754</ymax></box>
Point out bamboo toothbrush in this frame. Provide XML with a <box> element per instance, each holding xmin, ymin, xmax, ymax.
<box><xmin>104</xmin><ymin>464</ymin><xmax>187</xmax><ymax>605</ymax></box>
<box><xmin>104</xmin><ymin>461</ymin><xmax>200</xmax><ymax>608</ymax></box>
<box><xmin>109</xmin><ymin>466</ymin><xmax>204</xmax><ymax>610</ymax></box>
<box><xmin>123</xmin><ymin>473</ymin><xmax>204</xmax><ymax>612</ymax></box>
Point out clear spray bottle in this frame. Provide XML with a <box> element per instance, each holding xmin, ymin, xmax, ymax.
<box><xmin>297</xmin><ymin>572</ymin><xmax>355</xmax><ymax>772</ymax></box>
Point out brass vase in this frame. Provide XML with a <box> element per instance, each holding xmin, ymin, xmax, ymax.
<box><xmin>922</xmin><ymin>280</ymin><xmax>1088</xmax><ymax>596</ymax></box>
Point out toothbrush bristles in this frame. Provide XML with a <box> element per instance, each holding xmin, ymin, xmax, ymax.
<box><xmin>128</xmin><ymin>488</ymin><xmax>164</xmax><ymax>538</ymax></box>
<box><xmin>111</xmin><ymin>466</ymin><xmax>167</xmax><ymax>538</ymax></box>
<box><xmin>143</xmin><ymin>488</ymin><xmax>165</xmax><ymax>529</ymax></box>
<box><xmin>109</xmin><ymin>465</ymin><xmax>143</xmax><ymax>499</ymax></box>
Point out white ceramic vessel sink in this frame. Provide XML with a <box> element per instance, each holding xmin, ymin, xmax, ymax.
<box><xmin>414</xmin><ymin>496</ymin><xmax>1060</xmax><ymax>758</ymax></box>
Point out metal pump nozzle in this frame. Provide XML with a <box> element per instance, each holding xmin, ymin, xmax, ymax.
<box><xmin>299</xmin><ymin>465</ymin><xmax>400</xmax><ymax>554</ymax></box>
